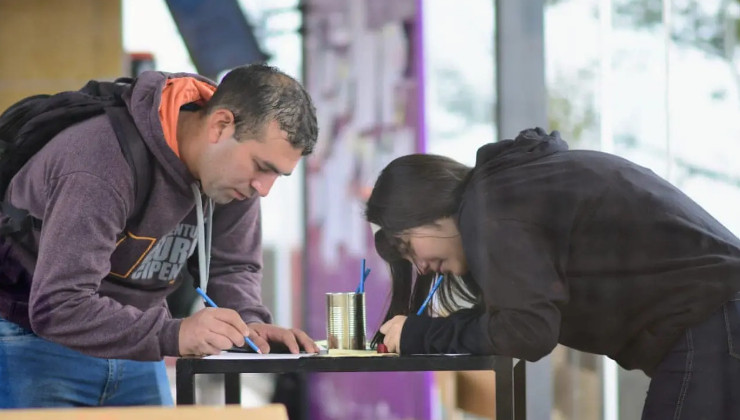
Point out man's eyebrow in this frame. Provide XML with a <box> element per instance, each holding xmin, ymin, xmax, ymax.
<box><xmin>263</xmin><ymin>161</ymin><xmax>292</xmax><ymax>176</ymax></box>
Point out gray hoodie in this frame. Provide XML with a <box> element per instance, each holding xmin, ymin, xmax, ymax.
<box><xmin>0</xmin><ymin>71</ymin><xmax>272</xmax><ymax>360</ymax></box>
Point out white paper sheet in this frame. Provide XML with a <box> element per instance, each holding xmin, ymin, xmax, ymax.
<box><xmin>204</xmin><ymin>351</ymin><xmax>318</xmax><ymax>360</ymax></box>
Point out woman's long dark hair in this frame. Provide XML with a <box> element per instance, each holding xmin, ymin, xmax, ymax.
<box><xmin>365</xmin><ymin>154</ymin><xmax>483</xmax><ymax>348</ymax></box>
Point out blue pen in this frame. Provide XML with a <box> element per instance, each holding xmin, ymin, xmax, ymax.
<box><xmin>361</xmin><ymin>259</ymin><xmax>366</xmax><ymax>292</ymax></box>
<box><xmin>356</xmin><ymin>258</ymin><xmax>371</xmax><ymax>293</ymax></box>
<box><xmin>195</xmin><ymin>287</ymin><xmax>262</xmax><ymax>354</ymax></box>
<box><xmin>416</xmin><ymin>274</ymin><xmax>444</xmax><ymax>316</ymax></box>
<box><xmin>356</xmin><ymin>268</ymin><xmax>371</xmax><ymax>293</ymax></box>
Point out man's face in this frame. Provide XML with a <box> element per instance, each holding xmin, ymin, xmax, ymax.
<box><xmin>200</xmin><ymin>118</ymin><xmax>302</xmax><ymax>204</ymax></box>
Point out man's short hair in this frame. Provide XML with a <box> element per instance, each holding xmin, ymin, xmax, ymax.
<box><xmin>205</xmin><ymin>64</ymin><xmax>318</xmax><ymax>155</ymax></box>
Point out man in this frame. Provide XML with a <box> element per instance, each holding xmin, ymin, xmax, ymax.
<box><xmin>0</xmin><ymin>64</ymin><xmax>319</xmax><ymax>407</ymax></box>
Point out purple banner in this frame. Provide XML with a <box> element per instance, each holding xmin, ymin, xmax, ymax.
<box><xmin>303</xmin><ymin>0</ymin><xmax>431</xmax><ymax>418</ymax></box>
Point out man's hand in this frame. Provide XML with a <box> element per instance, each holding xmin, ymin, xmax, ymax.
<box><xmin>179</xmin><ymin>307</ymin><xmax>250</xmax><ymax>356</ymax></box>
<box><xmin>247</xmin><ymin>323</ymin><xmax>320</xmax><ymax>354</ymax></box>
<box><xmin>379</xmin><ymin>315</ymin><xmax>407</xmax><ymax>353</ymax></box>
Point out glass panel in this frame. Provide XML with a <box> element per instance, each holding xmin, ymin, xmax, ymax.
<box><xmin>611</xmin><ymin>0</ymin><xmax>670</xmax><ymax>172</ymax></box>
<box><xmin>545</xmin><ymin>0</ymin><xmax>601</xmax><ymax>151</ymax></box>
<box><xmin>424</xmin><ymin>0</ymin><xmax>496</xmax><ymax>165</ymax></box>
<box><xmin>666</xmin><ymin>0</ymin><xmax>740</xmax><ymax>233</ymax></box>
<box><xmin>548</xmin><ymin>0</ymin><xmax>740</xmax><ymax>418</ymax></box>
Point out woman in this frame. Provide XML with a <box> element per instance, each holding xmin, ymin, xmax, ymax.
<box><xmin>366</xmin><ymin>127</ymin><xmax>740</xmax><ymax>418</ymax></box>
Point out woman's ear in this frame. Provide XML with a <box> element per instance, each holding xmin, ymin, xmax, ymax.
<box><xmin>375</xmin><ymin>229</ymin><xmax>404</xmax><ymax>261</ymax></box>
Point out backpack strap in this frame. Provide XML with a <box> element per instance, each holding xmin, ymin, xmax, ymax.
<box><xmin>1</xmin><ymin>108</ymin><xmax>152</xmax><ymax>236</ymax></box>
<box><xmin>104</xmin><ymin>107</ymin><xmax>152</xmax><ymax>225</ymax></box>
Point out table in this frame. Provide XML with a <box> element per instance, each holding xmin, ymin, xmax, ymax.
<box><xmin>176</xmin><ymin>354</ymin><xmax>526</xmax><ymax>420</ymax></box>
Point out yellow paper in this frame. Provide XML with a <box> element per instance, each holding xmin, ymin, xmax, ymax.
<box><xmin>313</xmin><ymin>340</ymin><xmax>398</xmax><ymax>357</ymax></box>
<box><xmin>319</xmin><ymin>349</ymin><xmax>398</xmax><ymax>357</ymax></box>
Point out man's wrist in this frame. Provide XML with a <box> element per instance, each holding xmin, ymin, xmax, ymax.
<box><xmin>160</xmin><ymin>318</ymin><xmax>183</xmax><ymax>357</ymax></box>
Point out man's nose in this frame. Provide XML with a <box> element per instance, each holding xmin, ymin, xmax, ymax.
<box><xmin>252</xmin><ymin>173</ymin><xmax>279</xmax><ymax>197</ymax></box>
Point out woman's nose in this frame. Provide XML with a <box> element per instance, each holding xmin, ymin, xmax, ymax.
<box><xmin>415</xmin><ymin>260</ymin><xmax>430</xmax><ymax>275</ymax></box>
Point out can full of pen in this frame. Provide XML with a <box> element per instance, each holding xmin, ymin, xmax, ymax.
<box><xmin>326</xmin><ymin>292</ymin><xmax>367</xmax><ymax>350</ymax></box>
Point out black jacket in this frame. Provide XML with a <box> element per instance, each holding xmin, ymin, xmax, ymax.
<box><xmin>401</xmin><ymin>128</ymin><xmax>740</xmax><ymax>376</ymax></box>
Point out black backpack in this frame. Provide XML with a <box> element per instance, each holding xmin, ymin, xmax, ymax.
<box><xmin>0</xmin><ymin>78</ymin><xmax>153</xmax><ymax>236</ymax></box>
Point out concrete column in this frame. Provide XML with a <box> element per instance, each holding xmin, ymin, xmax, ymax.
<box><xmin>495</xmin><ymin>1</ymin><xmax>552</xmax><ymax>419</ymax></box>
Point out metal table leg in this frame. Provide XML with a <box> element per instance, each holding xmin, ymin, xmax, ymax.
<box><xmin>224</xmin><ymin>373</ymin><xmax>241</xmax><ymax>404</ymax></box>
<box><xmin>514</xmin><ymin>360</ymin><xmax>527</xmax><ymax>420</ymax></box>
<box><xmin>176</xmin><ymin>359</ymin><xmax>196</xmax><ymax>405</ymax></box>
<box><xmin>495</xmin><ymin>357</ymin><xmax>514</xmax><ymax>419</ymax></box>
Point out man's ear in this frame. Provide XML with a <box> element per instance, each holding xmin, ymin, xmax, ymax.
<box><xmin>207</xmin><ymin>108</ymin><xmax>235</xmax><ymax>143</ymax></box>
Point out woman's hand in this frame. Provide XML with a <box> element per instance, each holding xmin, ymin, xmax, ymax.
<box><xmin>379</xmin><ymin>315</ymin><xmax>407</xmax><ymax>353</ymax></box>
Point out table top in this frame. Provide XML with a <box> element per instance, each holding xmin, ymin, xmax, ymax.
<box><xmin>176</xmin><ymin>353</ymin><xmax>515</xmax><ymax>374</ymax></box>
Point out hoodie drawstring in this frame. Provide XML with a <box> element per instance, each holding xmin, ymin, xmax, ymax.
<box><xmin>191</xmin><ymin>183</ymin><xmax>213</xmax><ymax>290</ymax></box>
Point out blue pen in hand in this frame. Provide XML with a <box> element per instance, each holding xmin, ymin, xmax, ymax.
<box><xmin>416</xmin><ymin>274</ymin><xmax>444</xmax><ymax>316</ymax></box>
<box><xmin>195</xmin><ymin>287</ymin><xmax>262</xmax><ymax>354</ymax></box>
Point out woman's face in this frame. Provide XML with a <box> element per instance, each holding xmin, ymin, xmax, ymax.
<box><xmin>398</xmin><ymin>218</ymin><xmax>468</xmax><ymax>276</ymax></box>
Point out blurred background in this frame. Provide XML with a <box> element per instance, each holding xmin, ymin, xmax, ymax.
<box><xmin>2</xmin><ymin>0</ymin><xmax>739</xmax><ymax>419</ymax></box>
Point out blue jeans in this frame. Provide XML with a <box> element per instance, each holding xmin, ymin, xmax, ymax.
<box><xmin>642</xmin><ymin>295</ymin><xmax>740</xmax><ymax>419</ymax></box>
<box><xmin>0</xmin><ymin>316</ymin><xmax>173</xmax><ymax>408</ymax></box>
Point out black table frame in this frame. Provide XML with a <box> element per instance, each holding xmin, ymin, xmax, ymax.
<box><xmin>176</xmin><ymin>354</ymin><xmax>526</xmax><ymax>420</ymax></box>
